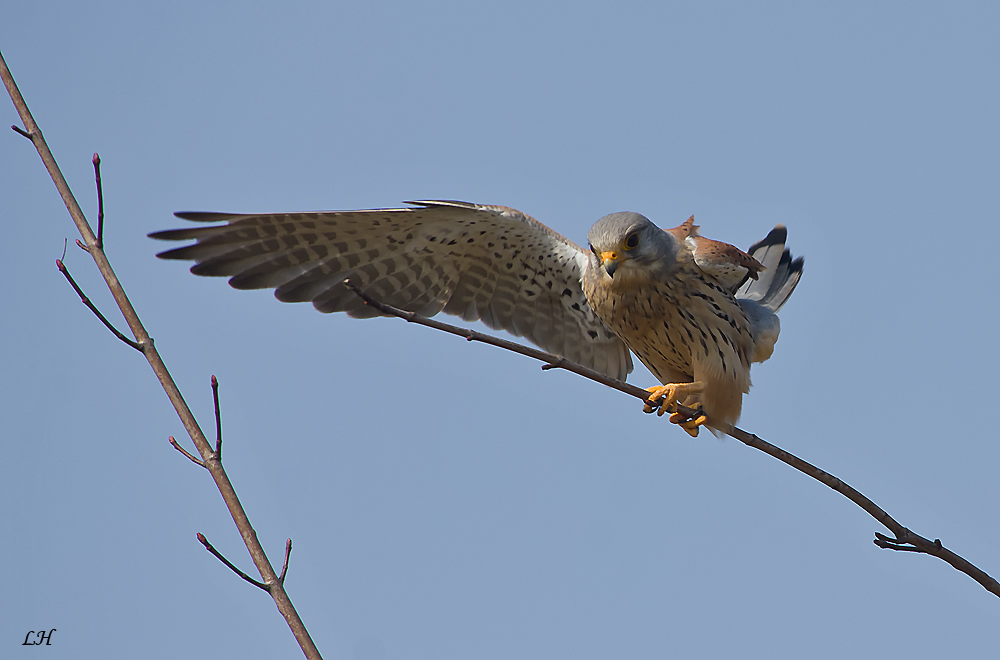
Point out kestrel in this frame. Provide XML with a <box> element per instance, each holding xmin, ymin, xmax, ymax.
<box><xmin>151</xmin><ymin>200</ymin><xmax>802</xmax><ymax>435</ymax></box>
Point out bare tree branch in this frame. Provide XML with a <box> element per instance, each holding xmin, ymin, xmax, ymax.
<box><xmin>55</xmin><ymin>258</ymin><xmax>142</xmax><ymax>350</ymax></box>
<box><xmin>169</xmin><ymin>436</ymin><xmax>207</xmax><ymax>468</ymax></box>
<box><xmin>1</xmin><ymin>49</ymin><xmax>324</xmax><ymax>660</ymax></box>
<box><xmin>342</xmin><ymin>279</ymin><xmax>682</xmax><ymax>414</ymax></box>
<box><xmin>92</xmin><ymin>153</ymin><xmax>104</xmax><ymax>250</ymax></box>
<box><xmin>212</xmin><ymin>375</ymin><xmax>223</xmax><ymax>460</ymax></box>
<box><xmin>279</xmin><ymin>539</ymin><xmax>293</xmax><ymax>584</ymax></box>
<box><xmin>197</xmin><ymin>533</ymin><xmax>268</xmax><ymax>591</ymax></box>
<box><xmin>346</xmin><ymin>281</ymin><xmax>1000</xmax><ymax>599</ymax></box>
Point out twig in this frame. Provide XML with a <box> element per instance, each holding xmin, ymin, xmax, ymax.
<box><xmin>212</xmin><ymin>375</ymin><xmax>222</xmax><ymax>460</ymax></box>
<box><xmin>11</xmin><ymin>123</ymin><xmax>31</xmax><ymax>139</ymax></box>
<box><xmin>346</xmin><ymin>282</ymin><xmax>1000</xmax><ymax>599</ymax></box>
<box><xmin>55</xmin><ymin>258</ymin><xmax>143</xmax><ymax>351</ymax></box>
<box><xmin>197</xmin><ymin>533</ymin><xmax>268</xmax><ymax>591</ymax></box>
<box><xmin>169</xmin><ymin>436</ymin><xmax>206</xmax><ymax>467</ymax></box>
<box><xmin>874</xmin><ymin>533</ymin><xmax>924</xmax><ymax>553</ymax></box>
<box><xmin>92</xmin><ymin>153</ymin><xmax>104</xmax><ymax>250</ymax></box>
<box><xmin>279</xmin><ymin>539</ymin><xmax>292</xmax><ymax>583</ymax></box>
<box><xmin>2</xmin><ymin>49</ymin><xmax>324</xmax><ymax>660</ymax></box>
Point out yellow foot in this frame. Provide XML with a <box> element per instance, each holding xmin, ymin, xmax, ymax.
<box><xmin>668</xmin><ymin>411</ymin><xmax>708</xmax><ymax>437</ymax></box>
<box><xmin>642</xmin><ymin>381</ymin><xmax>705</xmax><ymax>416</ymax></box>
<box><xmin>642</xmin><ymin>381</ymin><xmax>707</xmax><ymax>436</ymax></box>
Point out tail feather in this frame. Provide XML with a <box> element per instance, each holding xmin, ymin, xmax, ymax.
<box><xmin>737</xmin><ymin>225</ymin><xmax>803</xmax><ymax>312</ymax></box>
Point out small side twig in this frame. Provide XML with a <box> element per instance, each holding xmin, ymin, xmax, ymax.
<box><xmin>279</xmin><ymin>539</ymin><xmax>292</xmax><ymax>583</ymax></box>
<box><xmin>197</xmin><ymin>533</ymin><xmax>268</xmax><ymax>591</ymax></box>
<box><xmin>212</xmin><ymin>375</ymin><xmax>222</xmax><ymax>460</ymax></box>
<box><xmin>56</xmin><ymin>259</ymin><xmax>142</xmax><ymax>351</ymax></box>
<box><xmin>92</xmin><ymin>153</ymin><xmax>104</xmax><ymax>250</ymax></box>
<box><xmin>169</xmin><ymin>436</ymin><xmax>206</xmax><ymax>467</ymax></box>
<box><xmin>11</xmin><ymin>123</ymin><xmax>31</xmax><ymax>139</ymax></box>
<box><xmin>874</xmin><ymin>533</ymin><xmax>925</xmax><ymax>553</ymax></box>
<box><xmin>345</xmin><ymin>282</ymin><xmax>1000</xmax><ymax>599</ymax></box>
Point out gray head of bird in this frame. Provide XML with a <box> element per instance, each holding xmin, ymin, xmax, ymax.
<box><xmin>586</xmin><ymin>212</ymin><xmax>676</xmax><ymax>282</ymax></box>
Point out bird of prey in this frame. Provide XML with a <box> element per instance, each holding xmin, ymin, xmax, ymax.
<box><xmin>151</xmin><ymin>200</ymin><xmax>802</xmax><ymax>435</ymax></box>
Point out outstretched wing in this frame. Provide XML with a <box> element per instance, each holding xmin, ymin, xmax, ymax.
<box><xmin>151</xmin><ymin>200</ymin><xmax>633</xmax><ymax>380</ymax></box>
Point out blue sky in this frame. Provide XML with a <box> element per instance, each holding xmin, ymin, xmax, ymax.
<box><xmin>3</xmin><ymin>2</ymin><xmax>999</xmax><ymax>658</ymax></box>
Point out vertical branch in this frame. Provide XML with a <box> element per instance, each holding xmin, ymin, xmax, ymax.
<box><xmin>93</xmin><ymin>153</ymin><xmax>104</xmax><ymax>249</ymax></box>
<box><xmin>212</xmin><ymin>375</ymin><xmax>223</xmax><ymax>460</ymax></box>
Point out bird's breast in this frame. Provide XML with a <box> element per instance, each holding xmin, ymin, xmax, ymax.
<box><xmin>583</xmin><ymin>266</ymin><xmax>754</xmax><ymax>386</ymax></box>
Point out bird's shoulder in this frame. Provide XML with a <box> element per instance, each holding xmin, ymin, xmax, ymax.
<box><xmin>661</xmin><ymin>217</ymin><xmax>763</xmax><ymax>291</ymax></box>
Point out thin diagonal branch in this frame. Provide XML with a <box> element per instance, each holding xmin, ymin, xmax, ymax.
<box><xmin>347</xmin><ymin>283</ymin><xmax>1000</xmax><ymax>599</ymax></box>
<box><xmin>11</xmin><ymin>123</ymin><xmax>31</xmax><ymax>139</ymax></box>
<box><xmin>344</xmin><ymin>279</ymin><xmax>697</xmax><ymax>416</ymax></box>
<box><xmin>56</xmin><ymin>259</ymin><xmax>142</xmax><ymax>350</ymax></box>
<box><xmin>169</xmin><ymin>436</ymin><xmax>206</xmax><ymax>467</ymax></box>
<box><xmin>197</xmin><ymin>533</ymin><xmax>268</xmax><ymax>591</ymax></box>
<box><xmin>2</xmin><ymin>50</ymin><xmax>323</xmax><ymax>660</ymax></box>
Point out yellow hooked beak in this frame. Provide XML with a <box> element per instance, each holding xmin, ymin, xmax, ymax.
<box><xmin>600</xmin><ymin>250</ymin><xmax>624</xmax><ymax>277</ymax></box>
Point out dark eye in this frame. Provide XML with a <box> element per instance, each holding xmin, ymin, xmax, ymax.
<box><xmin>590</xmin><ymin>243</ymin><xmax>599</xmax><ymax>257</ymax></box>
<box><xmin>625</xmin><ymin>233</ymin><xmax>640</xmax><ymax>249</ymax></box>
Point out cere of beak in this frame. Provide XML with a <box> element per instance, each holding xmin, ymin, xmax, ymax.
<box><xmin>601</xmin><ymin>250</ymin><xmax>620</xmax><ymax>277</ymax></box>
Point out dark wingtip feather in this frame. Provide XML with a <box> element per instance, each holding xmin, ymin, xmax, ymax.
<box><xmin>155</xmin><ymin>244</ymin><xmax>200</xmax><ymax>260</ymax></box>
<box><xmin>781</xmin><ymin>254</ymin><xmax>804</xmax><ymax>284</ymax></box>
<box><xmin>152</xmin><ymin>212</ymin><xmax>241</xmax><ymax>242</ymax></box>
<box><xmin>173</xmin><ymin>211</ymin><xmax>243</xmax><ymax>222</ymax></box>
<box><xmin>149</xmin><ymin>227</ymin><xmax>200</xmax><ymax>241</ymax></box>
<box><xmin>764</xmin><ymin>253</ymin><xmax>804</xmax><ymax>311</ymax></box>
<box><xmin>737</xmin><ymin>225</ymin><xmax>804</xmax><ymax>311</ymax></box>
<box><xmin>747</xmin><ymin>225</ymin><xmax>787</xmax><ymax>256</ymax></box>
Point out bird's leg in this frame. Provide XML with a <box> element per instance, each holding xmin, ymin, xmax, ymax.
<box><xmin>643</xmin><ymin>382</ymin><xmax>707</xmax><ymax>437</ymax></box>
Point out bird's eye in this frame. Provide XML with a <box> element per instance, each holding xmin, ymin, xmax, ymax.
<box><xmin>624</xmin><ymin>233</ymin><xmax>640</xmax><ymax>249</ymax></box>
<box><xmin>590</xmin><ymin>243</ymin><xmax>599</xmax><ymax>257</ymax></box>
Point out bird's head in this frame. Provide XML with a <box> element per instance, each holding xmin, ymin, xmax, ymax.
<box><xmin>587</xmin><ymin>212</ymin><xmax>673</xmax><ymax>281</ymax></box>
